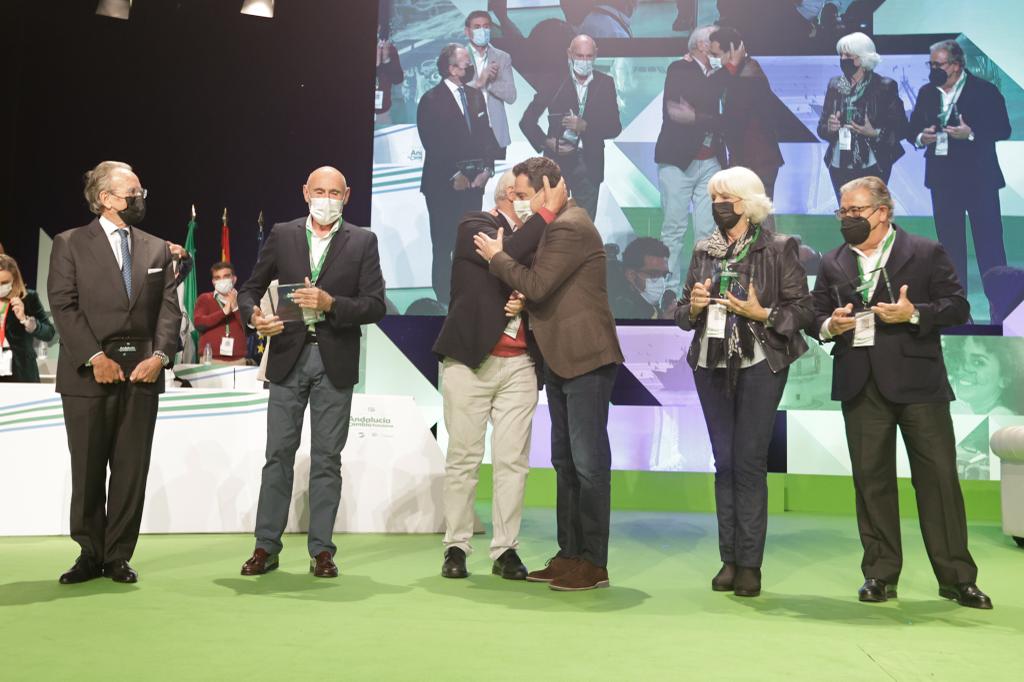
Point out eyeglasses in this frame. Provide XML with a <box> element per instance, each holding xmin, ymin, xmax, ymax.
<box><xmin>834</xmin><ymin>205</ymin><xmax>876</xmax><ymax>218</ymax></box>
<box><xmin>111</xmin><ymin>189</ymin><xmax>148</xmax><ymax>199</ymax></box>
<box><xmin>639</xmin><ymin>270</ymin><xmax>671</xmax><ymax>280</ymax></box>
<box><xmin>926</xmin><ymin>61</ymin><xmax>950</xmax><ymax>69</ymax></box>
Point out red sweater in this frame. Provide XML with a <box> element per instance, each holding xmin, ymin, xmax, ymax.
<box><xmin>194</xmin><ymin>292</ymin><xmax>247</xmax><ymax>360</ymax></box>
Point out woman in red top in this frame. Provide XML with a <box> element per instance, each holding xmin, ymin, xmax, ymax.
<box><xmin>193</xmin><ymin>261</ymin><xmax>248</xmax><ymax>364</ymax></box>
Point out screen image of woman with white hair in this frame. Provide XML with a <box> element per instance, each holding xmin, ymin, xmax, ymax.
<box><xmin>674</xmin><ymin>166</ymin><xmax>813</xmax><ymax>597</ymax></box>
<box><xmin>817</xmin><ymin>32</ymin><xmax>908</xmax><ymax>202</ymax></box>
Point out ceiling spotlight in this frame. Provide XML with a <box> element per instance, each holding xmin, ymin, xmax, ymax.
<box><xmin>240</xmin><ymin>0</ymin><xmax>274</xmax><ymax>18</ymax></box>
<box><xmin>95</xmin><ymin>0</ymin><xmax>131</xmax><ymax>20</ymax></box>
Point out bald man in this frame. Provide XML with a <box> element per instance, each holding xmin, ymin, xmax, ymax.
<box><xmin>520</xmin><ymin>34</ymin><xmax>622</xmax><ymax>219</ymax></box>
<box><xmin>237</xmin><ymin>167</ymin><xmax>386</xmax><ymax>578</ymax></box>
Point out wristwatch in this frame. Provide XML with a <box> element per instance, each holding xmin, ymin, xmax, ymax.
<box><xmin>153</xmin><ymin>350</ymin><xmax>170</xmax><ymax>367</ymax></box>
<box><xmin>909</xmin><ymin>309</ymin><xmax>921</xmax><ymax>326</ymax></box>
<box><xmin>967</xmin><ymin>132</ymin><xmax>976</xmax><ymax>142</ymax></box>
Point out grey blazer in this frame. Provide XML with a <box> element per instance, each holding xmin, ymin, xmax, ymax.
<box><xmin>475</xmin><ymin>44</ymin><xmax>517</xmax><ymax>149</ymax></box>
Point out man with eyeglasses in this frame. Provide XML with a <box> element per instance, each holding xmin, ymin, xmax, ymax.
<box><xmin>610</xmin><ymin>236</ymin><xmax>673</xmax><ymax>319</ymax></box>
<box><xmin>907</xmin><ymin>39</ymin><xmax>1011</xmax><ymax>315</ymax></box>
<box><xmin>809</xmin><ymin>176</ymin><xmax>992</xmax><ymax>610</ymax></box>
<box><xmin>48</xmin><ymin>161</ymin><xmax>181</xmax><ymax>585</ymax></box>
<box><xmin>237</xmin><ymin>166</ymin><xmax>386</xmax><ymax>579</ymax></box>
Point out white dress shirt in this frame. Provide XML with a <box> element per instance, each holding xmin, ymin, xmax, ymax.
<box><xmin>444</xmin><ymin>78</ymin><xmax>467</xmax><ymax>117</ymax></box>
<box><xmin>99</xmin><ymin>215</ymin><xmax>131</xmax><ymax>268</ymax></box>
<box><xmin>572</xmin><ymin>71</ymin><xmax>593</xmax><ymax>111</ymax></box>
<box><xmin>820</xmin><ymin>226</ymin><xmax>902</xmax><ymax>340</ymax></box>
<box><xmin>305</xmin><ymin>216</ymin><xmax>340</xmax><ymax>279</ymax></box>
<box><xmin>469</xmin><ymin>45</ymin><xmax>489</xmax><ymax>104</ymax></box>
<box><xmin>916</xmin><ymin>71</ymin><xmax>968</xmax><ymax>146</ymax></box>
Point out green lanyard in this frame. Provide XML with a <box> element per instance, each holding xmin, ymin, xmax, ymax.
<box><xmin>306</xmin><ymin>226</ymin><xmax>337</xmax><ymax>284</ymax></box>
<box><xmin>576</xmin><ymin>81</ymin><xmax>589</xmax><ymax>119</ymax></box>
<box><xmin>855</xmin><ymin>229</ymin><xmax>896</xmax><ymax>304</ymax></box>
<box><xmin>718</xmin><ymin>226</ymin><xmax>760</xmax><ymax>295</ymax></box>
<box><xmin>939</xmin><ymin>75</ymin><xmax>966</xmax><ymax>125</ymax></box>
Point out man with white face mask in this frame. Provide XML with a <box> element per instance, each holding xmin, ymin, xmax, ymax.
<box><xmin>520</xmin><ymin>34</ymin><xmax>622</xmax><ymax>220</ymax></box>
<box><xmin>464</xmin><ymin>10</ymin><xmax>516</xmax><ymax>160</ymax></box>
<box><xmin>237</xmin><ymin>166</ymin><xmax>386</xmax><ymax>579</ymax></box>
<box><xmin>193</xmin><ymin>261</ymin><xmax>246</xmax><ymax>364</ymax></box>
<box><xmin>610</xmin><ymin>237</ymin><xmax>672</xmax><ymax>320</ymax></box>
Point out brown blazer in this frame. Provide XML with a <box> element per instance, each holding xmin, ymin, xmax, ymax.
<box><xmin>489</xmin><ymin>205</ymin><xmax>622</xmax><ymax>379</ymax></box>
<box><xmin>48</xmin><ymin>219</ymin><xmax>181</xmax><ymax>397</ymax></box>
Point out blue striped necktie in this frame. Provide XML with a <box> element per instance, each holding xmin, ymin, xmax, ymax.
<box><xmin>458</xmin><ymin>86</ymin><xmax>472</xmax><ymax>132</ymax></box>
<box><xmin>118</xmin><ymin>229</ymin><xmax>132</xmax><ymax>299</ymax></box>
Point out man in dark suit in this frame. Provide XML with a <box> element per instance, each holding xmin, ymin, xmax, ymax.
<box><xmin>433</xmin><ymin>167</ymin><xmax>568</xmax><ymax>581</ymax></box>
<box><xmin>475</xmin><ymin>156</ymin><xmax>624</xmax><ymax>592</ymax></box>
<box><xmin>417</xmin><ymin>43</ymin><xmax>499</xmax><ymax>306</ymax></box>
<box><xmin>907</xmin><ymin>39</ymin><xmax>1011</xmax><ymax>310</ymax></box>
<box><xmin>237</xmin><ymin>166</ymin><xmax>386</xmax><ymax>578</ymax></box>
<box><xmin>520</xmin><ymin>34</ymin><xmax>622</xmax><ymax>220</ymax></box>
<box><xmin>810</xmin><ymin>176</ymin><xmax>991</xmax><ymax>609</ymax></box>
<box><xmin>47</xmin><ymin>161</ymin><xmax>182</xmax><ymax>584</ymax></box>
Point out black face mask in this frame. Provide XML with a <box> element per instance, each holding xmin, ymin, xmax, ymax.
<box><xmin>840</xmin><ymin>58</ymin><xmax>858</xmax><ymax>79</ymax></box>
<box><xmin>929</xmin><ymin>66</ymin><xmax>949</xmax><ymax>87</ymax></box>
<box><xmin>459</xmin><ymin>64</ymin><xmax>475</xmax><ymax>85</ymax></box>
<box><xmin>712</xmin><ymin>201</ymin><xmax>743</xmax><ymax>233</ymax></box>
<box><xmin>840</xmin><ymin>207</ymin><xmax>878</xmax><ymax>245</ymax></box>
<box><xmin>117</xmin><ymin>195</ymin><xmax>146</xmax><ymax>225</ymax></box>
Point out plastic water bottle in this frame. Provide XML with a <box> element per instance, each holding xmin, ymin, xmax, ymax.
<box><xmin>202</xmin><ymin>343</ymin><xmax>213</xmax><ymax>365</ymax></box>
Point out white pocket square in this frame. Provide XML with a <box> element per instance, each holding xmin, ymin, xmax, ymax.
<box><xmin>477</xmin><ymin>111</ymin><xmax>485</xmax><ymax>117</ymax></box>
<box><xmin>147</xmin><ymin>267</ymin><xmax>163</xmax><ymax>274</ymax></box>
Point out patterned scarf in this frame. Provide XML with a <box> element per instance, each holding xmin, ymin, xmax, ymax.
<box><xmin>704</xmin><ymin>225</ymin><xmax>759</xmax><ymax>393</ymax></box>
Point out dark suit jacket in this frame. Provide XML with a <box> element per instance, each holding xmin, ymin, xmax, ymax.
<box><xmin>237</xmin><ymin>218</ymin><xmax>386</xmax><ymax>389</ymax></box>
<box><xmin>489</xmin><ymin>206</ymin><xmax>623</xmax><ymax>379</ymax></box>
<box><xmin>817</xmin><ymin>72</ymin><xmax>907</xmax><ymax>173</ymax></box>
<box><xmin>48</xmin><ymin>219</ymin><xmax>181</xmax><ymax>397</ymax></box>
<box><xmin>417</xmin><ymin>81</ymin><xmax>499</xmax><ymax>195</ymax></box>
<box><xmin>722</xmin><ymin>58</ymin><xmax>784</xmax><ymax>172</ymax></box>
<box><xmin>654</xmin><ymin>58</ymin><xmax>733</xmax><ymax>170</ymax></box>
<box><xmin>2</xmin><ymin>290</ymin><xmax>55</xmax><ymax>382</ymax></box>
<box><xmin>520</xmin><ymin>70</ymin><xmax>622</xmax><ymax>185</ymax></box>
<box><xmin>810</xmin><ymin>225</ymin><xmax>969</xmax><ymax>403</ymax></box>
<box><xmin>906</xmin><ymin>72</ymin><xmax>1011</xmax><ymax>190</ymax></box>
<box><xmin>433</xmin><ymin>211</ymin><xmax>547</xmax><ymax>369</ymax></box>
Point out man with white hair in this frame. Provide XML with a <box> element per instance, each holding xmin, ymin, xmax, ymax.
<box><xmin>520</xmin><ymin>34</ymin><xmax>622</xmax><ymax>219</ymax></box>
<box><xmin>432</xmin><ymin>162</ymin><xmax>569</xmax><ymax>581</ymax></box>
<box><xmin>655</xmin><ymin>26</ymin><xmax>745</xmax><ymax>297</ymax></box>
<box><xmin>816</xmin><ymin>31</ymin><xmax>907</xmax><ymax>202</ymax></box>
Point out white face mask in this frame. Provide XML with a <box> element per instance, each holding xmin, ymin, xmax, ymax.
<box><xmin>213</xmin><ymin>278</ymin><xmax>234</xmax><ymax>295</ymax></box>
<box><xmin>570</xmin><ymin>58</ymin><xmax>594</xmax><ymax>78</ymax></box>
<box><xmin>309</xmin><ymin>197</ymin><xmax>343</xmax><ymax>225</ymax></box>
<box><xmin>640</xmin><ymin>276</ymin><xmax>667</xmax><ymax>306</ymax></box>
<box><xmin>471</xmin><ymin>27</ymin><xmax>490</xmax><ymax>48</ymax></box>
<box><xmin>0</xmin><ymin>282</ymin><xmax>12</xmax><ymax>299</ymax></box>
<box><xmin>513</xmin><ymin>199</ymin><xmax>534</xmax><ymax>223</ymax></box>
<box><xmin>708</xmin><ymin>56</ymin><xmax>723</xmax><ymax>71</ymax></box>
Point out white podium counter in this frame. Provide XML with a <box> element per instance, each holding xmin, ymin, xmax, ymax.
<box><xmin>0</xmin><ymin>383</ymin><xmax>445</xmax><ymax>536</ymax></box>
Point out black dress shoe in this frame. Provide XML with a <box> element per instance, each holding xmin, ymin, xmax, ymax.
<box><xmin>858</xmin><ymin>578</ymin><xmax>897</xmax><ymax>603</ymax></box>
<box><xmin>103</xmin><ymin>559</ymin><xmax>138</xmax><ymax>583</ymax></box>
<box><xmin>733</xmin><ymin>566</ymin><xmax>761</xmax><ymax>597</ymax></box>
<box><xmin>441</xmin><ymin>547</ymin><xmax>468</xmax><ymax>579</ymax></box>
<box><xmin>711</xmin><ymin>562</ymin><xmax>736</xmax><ymax>592</ymax></box>
<box><xmin>492</xmin><ymin>549</ymin><xmax>528</xmax><ymax>580</ymax></box>
<box><xmin>59</xmin><ymin>556</ymin><xmax>102</xmax><ymax>584</ymax></box>
<box><xmin>939</xmin><ymin>583</ymin><xmax>993</xmax><ymax>609</ymax></box>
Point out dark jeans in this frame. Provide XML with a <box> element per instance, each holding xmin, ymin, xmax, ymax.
<box><xmin>842</xmin><ymin>373</ymin><xmax>977</xmax><ymax>586</ymax></box>
<box><xmin>545</xmin><ymin>363</ymin><xmax>618</xmax><ymax>567</ymax></box>
<box><xmin>931</xmin><ymin>185</ymin><xmax>1006</xmax><ymax>299</ymax></box>
<box><xmin>828</xmin><ymin>164</ymin><xmax>890</xmax><ymax>205</ymax></box>
<box><xmin>61</xmin><ymin>385</ymin><xmax>160</xmax><ymax>563</ymax></box>
<box><xmin>693</xmin><ymin>361</ymin><xmax>788</xmax><ymax>568</ymax></box>
<box><xmin>255</xmin><ymin>344</ymin><xmax>353</xmax><ymax>557</ymax></box>
<box><xmin>548</xmin><ymin>150</ymin><xmax>599</xmax><ymax>220</ymax></box>
<box><xmin>424</xmin><ymin>187</ymin><xmax>484</xmax><ymax>306</ymax></box>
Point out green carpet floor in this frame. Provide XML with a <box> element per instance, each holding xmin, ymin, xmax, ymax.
<box><xmin>2</xmin><ymin>508</ymin><xmax>1021</xmax><ymax>681</ymax></box>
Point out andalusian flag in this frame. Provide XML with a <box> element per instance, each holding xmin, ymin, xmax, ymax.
<box><xmin>221</xmin><ymin>207</ymin><xmax>231</xmax><ymax>262</ymax></box>
<box><xmin>183</xmin><ymin>206</ymin><xmax>199</xmax><ymax>356</ymax></box>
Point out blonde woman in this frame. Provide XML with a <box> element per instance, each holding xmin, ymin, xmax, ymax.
<box><xmin>675</xmin><ymin>166</ymin><xmax>812</xmax><ymax>597</ymax></box>
<box><xmin>0</xmin><ymin>253</ymin><xmax>55</xmax><ymax>382</ymax></box>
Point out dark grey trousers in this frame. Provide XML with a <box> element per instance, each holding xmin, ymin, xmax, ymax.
<box><xmin>254</xmin><ymin>344</ymin><xmax>353</xmax><ymax>557</ymax></box>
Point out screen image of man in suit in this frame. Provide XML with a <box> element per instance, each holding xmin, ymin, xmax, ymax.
<box><xmin>907</xmin><ymin>40</ymin><xmax>1011</xmax><ymax>314</ymax></box>
<box><xmin>237</xmin><ymin>166</ymin><xmax>387</xmax><ymax>579</ymax></box>
<box><xmin>520</xmin><ymin>34</ymin><xmax>622</xmax><ymax>221</ymax></box>
<box><xmin>47</xmin><ymin>161</ymin><xmax>181</xmax><ymax>585</ymax></box>
<box><xmin>433</xmin><ymin>168</ymin><xmax>570</xmax><ymax>581</ymax></box>
<box><xmin>464</xmin><ymin>10</ymin><xmax>517</xmax><ymax>160</ymax></box>
<box><xmin>810</xmin><ymin>176</ymin><xmax>991</xmax><ymax>610</ymax></box>
<box><xmin>417</xmin><ymin>43</ymin><xmax>499</xmax><ymax>307</ymax></box>
<box><xmin>474</xmin><ymin>156</ymin><xmax>624</xmax><ymax>592</ymax></box>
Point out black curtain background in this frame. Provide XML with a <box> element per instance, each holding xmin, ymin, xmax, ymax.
<box><xmin>1</xmin><ymin>0</ymin><xmax>378</xmax><ymax>290</ymax></box>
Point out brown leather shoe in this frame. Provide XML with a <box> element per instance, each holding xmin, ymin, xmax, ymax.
<box><xmin>549</xmin><ymin>559</ymin><xmax>609</xmax><ymax>591</ymax></box>
<box><xmin>240</xmin><ymin>548</ymin><xmax>278</xmax><ymax>576</ymax></box>
<box><xmin>526</xmin><ymin>555</ymin><xmax>581</xmax><ymax>583</ymax></box>
<box><xmin>310</xmin><ymin>551</ymin><xmax>338</xmax><ymax>578</ymax></box>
